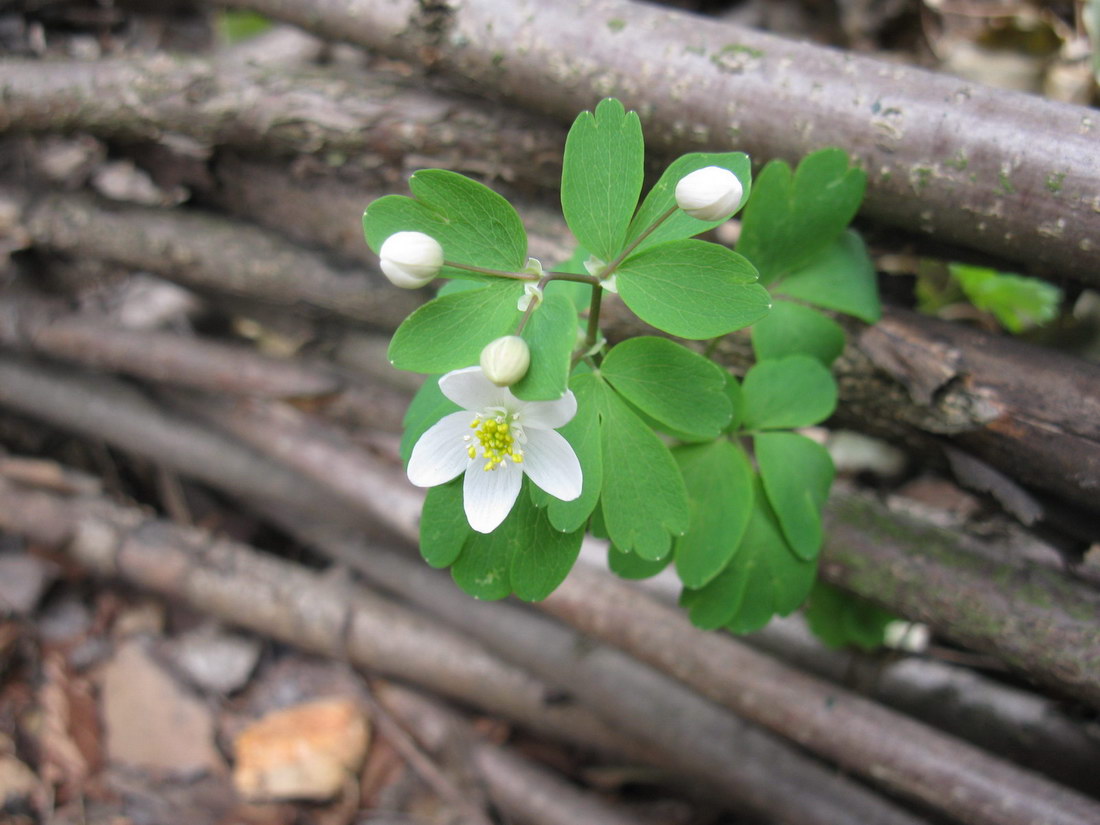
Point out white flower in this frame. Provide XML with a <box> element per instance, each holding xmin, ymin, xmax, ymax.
<box><xmin>674</xmin><ymin>166</ymin><xmax>743</xmax><ymax>221</ymax></box>
<box><xmin>379</xmin><ymin>231</ymin><xmax>443</xmax><ymax>288</ymax></box>
<box><xmin>408</xmin><ymin>367</ymin><xmax>582</xmax><ymax>533</ymax></box>
<box><xmin>480</xmin><ymin>335</ymin><xmax>531</xmax><ymax>386</ymax></box>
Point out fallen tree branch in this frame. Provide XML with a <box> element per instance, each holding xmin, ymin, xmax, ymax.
<box><xmin>219</xmin><ymin>0</ymin><xmax>1100</xmax><ymax>284</ymax></box>
<box><xmin>819</xmin><ymin>492</ymin><xmax>1100</xmax><ymax>708</ymax></box>
<box><xmin>0</xmin><ymin>294</ymin><xmax>344</xmax><ymax>399</ymax></box>
<box><xmin>0</xmin><ymin>477</ymin><xmax>640</xmax><ymax>760</ymax></box>
<box><xmin>376</xmin><ymin>684</ymin><xmax>648</xmax><ymax>825</ymax></box>
<box><xmin>0</xmin><ymin>53</ymin><xmax>566</xmax><ymax>190</ymax></box>
<box><xmin>538</xmin><ymin>564</ymin><xmax>1100</xmax><ymax>825</ymax></box>
<box><xmin>279</xmin><ymin>518</ymin><xmax>929</xmax><ymax>825</ymax></box>
<box><xmin>21</xmin><ymin>190</ymin><xmax>420</xmax><ymax>326</ymax></box>
<box><xmin>745</xmin><ymin>615</ymin><xmax>1100</xmax><ymax>796</ymax></box>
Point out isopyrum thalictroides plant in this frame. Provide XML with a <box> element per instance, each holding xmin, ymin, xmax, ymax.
<box><xmin>363</xmin><ymin>98</ymin><xmax>883</xmax><ymax>639</ymax></box>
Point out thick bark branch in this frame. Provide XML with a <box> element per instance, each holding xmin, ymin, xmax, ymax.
<box><xmin>222</xmin><ymin>0</ymin><xmax>1100</xmax><ymax>284</ymax></box>
<box><xmin>538</xmin><ymin>565</ymin><xmax>1100</xmax><ymax>825</ymax></box>
<box><xmin>0</xmin><ymin>478</ymin><xmax>638</xmax><ymax>759</ymax></box>
<box><xmin>819</xmin><ymin>493</ymin><xmax>1100</xmax><ymax>708</ymax></box>
<box><xmin>0</xmin><ymin>54</ymin><xmax>566</xmax><ymax>190</ymax></box>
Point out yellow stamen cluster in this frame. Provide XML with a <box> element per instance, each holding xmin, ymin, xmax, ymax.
<box><xmin>467</xmin><ymin>414</ymin><xmax>524</xmax><ymax>471</ymax></box>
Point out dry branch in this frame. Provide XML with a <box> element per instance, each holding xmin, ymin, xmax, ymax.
<box><xmin>0</xmin><ymin>477</ymin><xmax>639</xmax><ymax>760</ymax></box>
<box><xmin>280</xmin><ymin>520</ymin><xmax>929</xmax><ymax>825</ymax></box>
<box><xmin>22</xmin><ymin>190</ymin><xmax>420</xmax><ymax>326</ymax></box>
<box><xmin>220</xmin><ymin>0</ymin><xmax>1100</xmax><ymax>283</ymax></box>
<box><xmin>539</xmin><ymin>564</ymin><xmax>1100</xmax><ymax>825</ymax></box>
<box><xmin>819</xmin><ymin>493</ymin><xmax>1100</xmax><ymax>708</ymax></box>
<box><xmin>745</xmin><ymin>616</ymin><xmax>1100</xmax><ymax>796</ymax></box>
<box><xmin>0</xmin><ymin>53</ymin><xmax>566</xmax><ymax>190</ymax></box>
<box><xmin>0</xmin><ymin>294</ymin><xmax>343</xmax><ymax>399</ymax></box>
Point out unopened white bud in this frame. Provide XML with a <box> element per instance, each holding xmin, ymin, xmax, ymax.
<box><xmin>674</xmin><ymin>166</ymin><xmax>743</xmax><ymax>221</ymax></box>
<box><xmin>480</xmin><ymin>335</ymin><xmax>531</xmax><ymax>386</ymax></box>
<box><xmin>378</xmin><ymin>231</ymin><xmax>443</xmax><ymax>289</ymax></box>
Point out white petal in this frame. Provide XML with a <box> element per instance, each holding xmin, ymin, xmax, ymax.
<box><xmin>519</xmin><ymin>390</ymin><xmax>577</xmax><ymax>430</ymax></box>
<box><xmin>522</xmin><ymin>429</ymin><xmax>582</xmax><ymax>502</ymax></box>
<box><xmin>439</xmin><ymin>366</ymin><xmax>515</xmax><ymax>411</ymax></box>
<box><xmin>464</xmin><ymin>461</ymin><xmax>523</xmax><ymax>533</ymax></box>
<box><xmin>407</xmin><ymin>411</ymin><xmax>473</xmax><ymax>487</ymax></box>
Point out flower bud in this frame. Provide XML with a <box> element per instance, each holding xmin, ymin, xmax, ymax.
<box><xmin>378</xmin><ymin>231</ymin><xmax>443</xmax><ymax>289</ymax></box>
<box><xmin>480</xmin><ymin>335</ymin><xmax>531</xmax><ymax>386</ymax></box>
<box><xmin>674</xmin><ymin>166</ymin><xmax>743</xmax><ymax>221</ymax></box>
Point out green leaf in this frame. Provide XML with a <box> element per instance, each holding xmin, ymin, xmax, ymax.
<box><xmin>388</xmin><ymin>280</ymin><xmax>522</xmax><ymax>374</ymax></box>
<box><xmin>548</xmin><ymin>245</ymin><xmax>598</xmax><ymax>312</ymax></box>
<box><xmin>754</xmin><ymin>432</ymin><xmax>835</xmax><ymax>561</ymax></box>
<box><xmin>673</xmin><ymin>441</ymin><xmax>754</xmax><ymax>588</ymax></box>
<box><xmin>774</xmin><ymin>231</ymin><xmax>881</xmax><ymax>323</ymax></box>
<box><xmin>625</xmin><ymin>152</ymin><xmax>752</xmax><ymax>252</ymax></box>
<box><xmin>616</xmin><ymin>240</ymin><xmax>771</xmax><ymax>339</ymax></box>
<box><xmin>680</xmin><ymin>559</ymin><xmax>750</xmax><ymax>630</ymax></box>
<box><xmin>949</xmin><ymin>263</ymin><xmax>1062</xmax><ymax>333</ymax></box>
<box><xmin>418</xmin><ymin>479</ymin><xmax>468</xmax><ymax>568</ymax></box>
<box><xmin>512</xmin><ymin>294</ymin><xmax>578</xmax><ymax>401</ymax></box>
<box><xmin>737</xmin><ymin>150</ymin><xmax>866</xmax><ymax>284</ymax></box>
<box><xmin>718</xmin><ymin>478</ymin><xmax>817</xmax><ymax>634</ymax></box>
<box><xmin>804</xmin><ymin>581</ymin><xmax>895</xmax><ymax>651</ymax></box>
<box><xmin>363</xmin><ymin>169</ymin><xmax>527</xmax><ymax>278</ymax></box>
<box><xmin>609</xmin><ymin>545</ymin><xmax>672</xmax><ymax>580</ymax></box>
<box><xmin>560</xmin><ymin>99</ymin><xmax>644</xmax><ymax>261</ymax></box>
<box><xmin>529</xmin><ymin>373</ymin><xmax>603</xmax><ymax>532</ymax></box>
<box><xmin>217</xmin><ymin>10</ymin><xmax>272</xmax><ymax>42</ymax></box>
<box><xmin>723</xmin><ymin>373</ymin><xmax>744</xmax><ymax>433</ymax></box>
<box><xmin>399</xmin><ymin>376</ymin><xmax>461</xmax><ymax>466</ymax></box>
<box><xmin>510</xmin><ymin>505</ymin><xmax>585</xmax><ymax>602</ymax></box>
<box><xmin>741</xmin><ymin>355</ymin><xmax>837</xmax><ymax>430</ymax></box>
<box><xmin>751</xmin><ymin>300</ymin><xmax>846</xmax><ymax>365</ymax></box>
<box><xmin>589</xmin><ymin>377</ymin><xmax>689</xmax><ymax>560</ymax></box>
<box><xmin>601</xmin><ymin>337</ymin><xmax>731</xmax><ymax>439</ymax></box>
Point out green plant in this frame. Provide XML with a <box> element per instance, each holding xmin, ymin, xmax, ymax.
<box><xmin>363</xmin><ymin>98</ymin><xmax>881</xmax><ymax>634</ymax></box>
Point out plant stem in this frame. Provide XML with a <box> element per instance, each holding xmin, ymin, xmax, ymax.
<box><xmin>600</xmin><ymin>205</ymin><xmax>678</xmax><ymax>277</ymax></box>
<box><xmin>443</xmin><ymin>261</ymin><xmax>538</xmax><ymax>280</ymax></box>
<box><xmin>579</xmin><ymin>285</ymin><xmax>603</xmax><ymax>367</ymax></box>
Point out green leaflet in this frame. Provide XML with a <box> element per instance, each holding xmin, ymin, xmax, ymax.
<box><xmin>452</xmin><ymin>484</ymin><xmax>583</xmax><ymax>600</ymax></box>
<box><xmin>672</xmin><ymin>440</ymin><xmax>754</xmax><ymax>588</ymax></box>
<box><xmin>560</xmin><ymin>98</ymin><xmax>645</xmax><ymax>261</ymax></box>
<box><xmin>755</xmin><ymin>431</ymin><xmax>835</xmax><ymax>561</ymax></box>
<box><xmin>389</xmin><ymin>281</ymin><xmax>575</xmax><ymax>400</ymax></box>
<box><xmin>601</xmin><ymin>337</ymin><xmax>731</xmax><ymax>439</ymax></box>
<box><xmin>803</xmin><ymin>581</ymin><xmax>896</xmax><ymax>651</ymax></box>
<box><xmin>388</xmin><ymin>280</ymin><xmax>522</xmax><ymax>373</ymax></box>
<box><xmin>740</xmin><ymin>355</ymin><xmax>837</xmax><ymax>430</ymax></box>
<box><xmin>511</xmin><ymin>293</ymin><xmax>578</xmax><ymax>401</ymax></box>
<box><xmin>419</xmin><ymin>479</ymin><xmax>468</xmax><ymax>569</ymax></box>
<box><xmin>737</xmin><ymin>149</ymin><xmax>866</xmax><ymax>285</ymax></box>
<box><xmin>609</xmin><ymin>545</ymin><xmax>672</xmax><ymax>580</ymax></box>
<box><xmin>949</xmin><ymin>263</ymin><xmax>1062</xmax><ymax>333</ymax></box>
<box><xmin>616</xmin><ymin>239</ymin><xmax>770</xmax><ymax>339</ymax></box>
<box><xmin>682</xmin><ymin>477</ymin><xmax>817</xmax><ymax>633</ymax></box>
<box><xmin>363</xmin><ymin>169</ymin><xmax>528</xmax><ymax>278</ymax></box>
<box><xmin>528</xmin><ymin>372</ymin><xmax>603</xmax><ymax>532</ymax></box>
<box><xmin>774</xmin><ymin>231</ymin><xmax>881</xmax><ymax>323</ymax></box>
<box><xmin>588</xmin><ymin>376</ymin><xmax>690</xmax><ymax>560</ymax></box>
<box><xmin>625</xmin><ymin>151</ymin><xmax>752</xmax><ymax>252</ymax></box>
<box><xmin>751</xmin><ymin>300</ymin><xmax>846</xmax><ymax>365</ymax></box>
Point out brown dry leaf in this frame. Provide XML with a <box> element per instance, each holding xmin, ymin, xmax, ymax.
<box><xmin>233</xmin><ymin>697</ymin><xmax>370</xmax><ymax>802</ymax></box>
